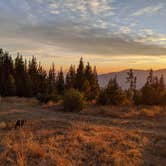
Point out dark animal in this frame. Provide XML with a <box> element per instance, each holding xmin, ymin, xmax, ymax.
<box><xmin>15</xmin><ymin>120</ymin><xmax>26</xmax><ymax>130</ymax></box>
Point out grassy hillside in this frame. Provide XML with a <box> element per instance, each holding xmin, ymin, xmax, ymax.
<box><xmin>0</xmin><ymin>97</ymin><xmax>166</xmax><ymax>166</ymax></box>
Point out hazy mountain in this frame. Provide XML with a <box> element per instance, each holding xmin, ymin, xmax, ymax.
<box><xmin>98</xmin><ymin>69</ymin><xmax>166</xmax><ymax>89</ymax></box>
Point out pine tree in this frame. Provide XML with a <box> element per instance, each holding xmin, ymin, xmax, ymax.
<box><xmin>56</xmin><ymin>68</ymin><xmax>65</xmax><ymax>95</ymax></box>
<box><xmin>141</xmin><ymin>84</ymin><xmax>157</xmax><ymax>105</ymax></box>
<box><xmin>82</xmin><ymin>62</ymin><xmax>92</xmax><ymax>100</ymax></box>
<box><xmin>15</xmin><ymin>54</ymin><xmax>27</xmax><ymax>96</ymax></box>
<box><xmin>159</xmin><ymin>74</ymin><xmax>165</xmax><ymax>91</ymax></box>
<box><xmin>24</xmin><ymin>73</ymin><xmax>33</xmax><ymax>97</ymax></box>
<box><xmin>89</xmin><ymin>66</ymin><xmax>100</xmax><ymax>100</ymax></box>
<box><xmin>0</xmin><ymin>51</ymin><xmax>14</xmax><ymax>96</ymax></box>
<box><xmin>76</xmin><ymin>57</ymin><xmax>85</xmax><ymax>91</ymax></box>
<box><xmin>28</xmin><ymin>56</ymin><xmax>38</xmax><ymax>95</ymax></box>
<box><xmin>146</xmin><ymin>69</ymin><xmax>154</xmax><ymax>86</ymax></box>
<box><xmin>85</xmin><ymin>62</ymin><xmax>92</xmax><ymax>81</ymax></box>
<box><xmin>133</xmin><ymin>76</ymin><xmax>137</xmax><ymax>91</ymax></box>
<box><xmin>106</xmin><ymin>76</ymin><xmax>125</xmax><ymax>105</ymax></box>
<box><xmin>153</xmin><ymin>76</ymin><xmax>159</xmax><ymax>90</ymax></box>
<box><xmin>48</xmin><ymin>63</ymin><xmax>56</xmax><ymax>93</ymax></box>
<box><xmin>37</xmin><ymin>63</ymin><xmax>47</xmax><ymax>94</ymax></box>
<box><xmin>141</xmin><ymin>69</ymin><xmax>158</xmax><ymax>105</ymax></box>
<box><xmin>65</xmin><ymin>65</ymin><xmax>76</xmax><ymax>89</ymax></box>
<box><xmin>126</xmin><ymin>69</ymin><xmax>134</xmax><ymax>90</ymax></box>
<box><xmin>82</xmin><ymin>79</ymin><xmax>91</xmax><ymax>99</ymax></box>
<box><xmin>0</xmin><ymin>49</ymin><xmax>4</xmax><ymax>95</ymax></box>
<box><xmin>126</xmin><ymin>69</ymin><xmax>136</xmax><ymax>99</ymax></box>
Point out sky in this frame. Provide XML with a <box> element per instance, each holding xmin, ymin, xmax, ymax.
<box><xmin>0</xmin><ymin>0</ymin><xmax>166</xmax><ymax>73</ymax></box>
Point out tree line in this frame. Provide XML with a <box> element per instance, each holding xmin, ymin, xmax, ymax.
<box><xmin>1</xmin><ymin>48</ymin><xmax>166</xmax><ymax>106</ymax></box>
<box><xmin>0</xmin><ymin>49</ymin><xmax>99</xmax><ymax>102</ymax></box>
<box><xmin>98</xmin><ymin>69</ymin><xmax>166</xmax><ymax>106</ymax></box>
<box><xmin>133</xmin><ymin>69</ymin><xmax>166</xmax><ymax>105</ymax></box>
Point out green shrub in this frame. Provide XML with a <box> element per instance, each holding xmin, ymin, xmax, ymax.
<box><xmin>97</xmin><ymin>88</ymin><xmax>126</xmax><ymax>106</ymax></box>
<box><xmin>63</xmin><ymin>89</ymin><xmax>84</xmax><ymax>112</ymax></box>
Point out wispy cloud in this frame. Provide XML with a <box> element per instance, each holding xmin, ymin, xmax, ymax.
<box><xmin>133</xmin><ymin>4</ymin><xmax>163</xmax><ymax>16</ymax></box>
<box><xmin>48</xmin><ymin>0</ymin><xmax>115</xmax><ymax>17</ymax></box>
<box><xmin>6</xmin><ymin>22</ymin><xmax>166</xmax><ymax>56</ymax></box>
<box><xmin>90</xmin><ymin>0</ymin><xmax>114</xmax><ymax>15</ymax></box>
<box><xmin>136</xmin><ymin>28</ymin><xmax>166</xmax><ymax>46</ymax></box>
<box><xmin>119</xmin><ymin>26</ymin><xmax>131</xmax><ymax>34</ymax></box>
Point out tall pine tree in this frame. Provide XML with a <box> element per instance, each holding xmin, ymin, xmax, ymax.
<box><xmin>56</xmin><ymin>68</ymin><xmax>65</xmax><ymax>95</ymax></box>
<box><xmin>65</xmin><ymin>65</ymin><xmax>76</xmax><ymax>89</ymax></box>
<box><xmin>76</xmin><ymin>57</ymin><xmax>85</xmax><ymax>91</ymax></box>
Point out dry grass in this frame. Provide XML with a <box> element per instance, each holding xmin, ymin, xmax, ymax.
<box><xmin>0</xmin><ymin>130</ymin><xmax>46</xmax><ymax>166</ymax></box>
<box><xmin>0</xmin><ymin>97</ymin><xmax>166</xmax><ymax>166</ymax></box>
<box><xmin>0</xmin><ymin>123</ymin><xmax>148</xmax><ymax>166</ymax></box>
<box><xmin>84</xmin><ymin>105</ymin><xmax>166</xmax><ymax>118</ymax></box>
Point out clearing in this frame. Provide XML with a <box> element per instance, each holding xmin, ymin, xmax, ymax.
<box><xmin>0</xmin><ymin>97</ymin><xmax>166</xmax><ymax>166</ymax></box>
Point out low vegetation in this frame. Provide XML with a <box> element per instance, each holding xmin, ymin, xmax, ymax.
<box><xmin>0</xmin><ymin>98</ymin><xmax>166</xmax><ymax>166</ymax></box>
<box><xmin>84</xmin><ymin>105</ymin><xmax>166</xmax><ymax>118</ymax></box>
<box><xmin>63</xmin><ymin>89</ymin><xmax>84</xmax><ymax>112</ymax></box>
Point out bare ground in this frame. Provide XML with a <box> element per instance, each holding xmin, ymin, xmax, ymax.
<box><xmin>0</xmin><ymin>97</ymin><xmax>166</xmax><ymax>166</ymax></box>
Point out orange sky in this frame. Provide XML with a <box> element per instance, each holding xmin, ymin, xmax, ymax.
<box><xmin>37</xmin><ymin>54</ymin><xmax>166</xmax><ymax>74</ymax></box>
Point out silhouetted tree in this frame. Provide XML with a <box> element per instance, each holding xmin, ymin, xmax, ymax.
<box><xmin>126</xmin><ymin>69</ymin><xmax>136</xmax><ymax>99</ymax></box>
<box><xmin>0</xmin><ymin>51</ymin><xmax>14</xmax><ymax>96</ymax></box>
<box><xmin>65</xmin><ymin>65</ymin><xmax>76</xmax><ymax>89</ymax></box>
<box><xmin>146</xmin><ymin>69</ymin><xmax>154</xmax><ymax>86</ymax></box>
<box><xmin>15</xmin><ymin>55</ymin><xmax>27</xmax><ymax>96</ymax></box>
<box><xmin>89</xmin><ymin>66</ymin><xmax>100</xmax><ymax>100</ymax></box>
<box><xmin>159</xmin><ymin>74</ymin><xmax>165</xmax><ymax>91</ymax></box>
<box><xmin>107</xmin><ymin>76</ymin><xmax>125</xmax><ymax>105</ymax></box>
<box><xmin>140</xmin><ymin>69</ymin><xmax>162</xmax><ymax>105</ymax></box>
<box><xmin>37</xmin><ymin>63</ymin><xmax>47</xmax><ymax>94</ymax></box>
<box><xmin>141</xmin><ymin>84</ymin><xmax>158</xmax><ymax>105</ymax></box>
<box><xmin>56</xmin><ymin>68</ymin><xmax>65</xmax><ymax>95</ymax></box>
<box><xmin>28</xmin><ymin>56</ymin><xmax>38</xmax><ymax>95</ymax></box>
<box><xmin>76</xmin><ymin>57</ymin><xmax>85</xmax><ymax>91</ymax></box>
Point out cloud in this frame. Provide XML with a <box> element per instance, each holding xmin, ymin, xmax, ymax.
<box><xmin>119</xmin><ymin>27</ymin><xmax>131</xmax><ymax>34</ymax></box>
<box><xmin>2</xmin><ymin>21</ymin><xmax>164</xmax><ymax>57</ymax></box>
<box><xmin>50</xmin><ymin>10</ymin><xmax>60</xmax><ymax>15</ymax></box>
<box><xmin>48</xmin><ymin>0</ymin><xmax>115</xmax><ymax>17</ymax></box>
<box><xmin>90</xmin><ymin>0</ymin><xmax>114</xmax><ymax>15</ymax></box>
<box><xmin>0</xmin><ymin>0</ymin><xmax>166</xmax><ymax>60</ymax></box>
<box><xmin>140</xmin><ymin>28</ymin><xmax>154</xmax><ymax>35</ymax></box>
<box><xmin>137</xmin><ymin>29</ymin><xmax>166</xmax><ymax>46</ymax></box>
<box><xmin>133</xmin><ymin>4</ymin><xmax>163</xmax><ymax>16</ymax></box>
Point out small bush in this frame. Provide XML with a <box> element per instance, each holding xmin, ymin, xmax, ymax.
<box><xmin>63</xmin><ymin>89</ymin><xmax>84</xmax><ymax>112</ymax></box>
<box><xmin>97</xmin><ymin>88</ymin><xmax>126</xmax><ymax>106</ymax></box>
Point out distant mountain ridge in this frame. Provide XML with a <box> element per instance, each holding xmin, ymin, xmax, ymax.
<box><xmin>98</xmin><ymin>69</ymin><xmax>166</xmax><ymax>89</ymax></box>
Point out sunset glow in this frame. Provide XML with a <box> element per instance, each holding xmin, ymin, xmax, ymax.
<box><xmin>0</xmin><ymin>0</ymin><xmax>166</xmax><ymax>73</ymax></box>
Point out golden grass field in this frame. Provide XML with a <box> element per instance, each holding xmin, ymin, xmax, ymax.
<box><xmin>0</xmin><ymin>97</ymin><xmax>166</xmax><ymax>166</ymax></box>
